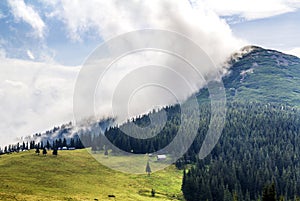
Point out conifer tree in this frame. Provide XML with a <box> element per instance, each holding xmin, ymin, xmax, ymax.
<box><xmin>35</xmin><ymin>147</ymin><xmax>40</xmax><ymax>155</ymax></box>
<box><xmin>146</xmin><ymin>161</ymin><xmax>151</xmax><ymax>176</ymax></box>
<box><xmin>52</xmin><ymin>148</ymin><xmax>58</xmax><ymax>156</ymax></box>
<box><xmin>42</xmin><ymin>148</ymin><xmax>47</xmax><ymax>156</ymax></box>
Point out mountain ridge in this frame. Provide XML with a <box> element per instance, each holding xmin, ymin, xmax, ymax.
<box><xmin>222</xmin><ymin>45</ymin><xmax>300</xmax><ymax>106</ymax></box>
<box><xmin>3</xmin><ymin>45</ymin><xmax>300</xmax><ymax>149</ymax></box>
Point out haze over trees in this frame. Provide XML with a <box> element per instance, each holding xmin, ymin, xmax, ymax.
<box><xmin>1</xmin><ymin>47</ymin><xmax>300</xmax><ymax>200</ymax></box>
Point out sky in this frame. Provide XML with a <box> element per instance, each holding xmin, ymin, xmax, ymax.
<box><xmin>0</xmin><ymin>0</ymin><xmax>300</xmax><ymax>147</ymax></box>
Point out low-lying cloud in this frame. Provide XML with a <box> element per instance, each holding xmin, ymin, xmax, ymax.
<box><xmin>1</xmin><ymin>0</ymin><xmax>247</xmax><ymax>147</ymax></box>
<box><xmin>0</xmin><ymin>58</ymin><xmax>79</xmax><ymax>147</ymax></box>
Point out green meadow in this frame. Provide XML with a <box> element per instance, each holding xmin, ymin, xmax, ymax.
<box><xmin>0</xmin><ymin>149</ymin><xmax>183</xmax><ymax>201</ymax></box>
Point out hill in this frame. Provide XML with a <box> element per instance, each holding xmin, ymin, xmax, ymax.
<box><xmin>2</xmin><ymin>46</ymin><xmax>300</xmax><ymax>201</ymax></box>
<box><xmin>223</xmin><ymin>46</ymin><xmax>300</xmax><ymax>105</ymax></box>
<box><xmin>0</xmin><ymin>149</ymin><xmax>183</xmax><ymax>201</ymax></box>
<box><xmin>10</xmin><ymin>46</ymin><xmax>300</xmax><ymax>150</ymax></box>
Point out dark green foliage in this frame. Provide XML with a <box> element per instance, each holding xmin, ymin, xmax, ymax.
<box><xmin>181</xmin><ymin>102</ymin><xmax>300</xmax><ymax>201</ymax></box>
<box><xmin>146</xmin><ymin>161</ymin><xmax>151</xmax><ymax>176</ymax></box>
<box><xmin>62</xmin><ymin>138</ymin><xmax>67</xmax><ymax>147</ymax></box>
<box><xmin>262</xmin><ymin>183</ymin><xmax>276</xmax><ymax>201</ymax></box>
<box><xmin>46</xmin><ymin>140</ymin><xmax>51</xmax><ymax>150</ymax></box>
<box><xmin>104</xmin><ymin>105</ymin><xmax>182</xmax><ymax>154</ymax></box>
<box><xmin>151</xmin><ymin>189</ymin><xmax>155</xmax><ymax>197</ymax></box>
<box><xmin>52</xmin><ymin>149</ymin><xmax>58</xmax><ymax>156</ymax></box>
<box><xmin>42</xmin><ymin>148</ymin><xmax>47</xmax><ymax>156</ymax></box>
<box><xmin>35</xmin><ymin>147</ymin><xmax>40</xmax><ymax>155</ymax></box>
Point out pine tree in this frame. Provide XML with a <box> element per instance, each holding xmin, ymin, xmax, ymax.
<box><xmin>146</xmin><ymin>161</ymin><xmax>152</xmax><ymax>176</ymax></box>
<box><xmin>42</xmin><ymin>148</ymin><xmax>47</xmax><ymax>156</ymax></box>
<box><xmin>46</xmin><ymin>140</ymin><xmax>51</xmax><ymax>150</ymax></box>
<box><xmin>35</xmin><ymin>147</ymin><xmax>40</xmax><ymax>155</ymax></box>
<box><xmin>62</xmin><ymin>138</ymin><xmax>67</xmax><ymax>147</ymax></box>
<box><xmin>151</xmin><ymin>189</ymin><xmax>156</xmax><ymax>197</ymax></box>
<box><xmin>22</xmin><ymin>142</ymin><xmax>26</xmax><ymax>150</ymax></box>
<box><xmin>52</xmin><ymin>148</ymin><xmax>58</xmax><ymax>156</ymax></box>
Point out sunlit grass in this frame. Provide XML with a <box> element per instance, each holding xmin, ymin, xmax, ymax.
<box><xmin>0</xmin><ymin>149</ymin><xmax>183</xmax><ymax>201</ymax></box>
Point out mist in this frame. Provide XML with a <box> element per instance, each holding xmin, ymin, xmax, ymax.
<box><xmin>0</xmin><ymin>0</ymin><xmax>246</xmax><ymax>147</ymax></box>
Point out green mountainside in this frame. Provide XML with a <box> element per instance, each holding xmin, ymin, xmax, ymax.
<box><xmin>2</xmin><ymin>46</ymin><xmax>300</xmax><ymax>201</ymax></box>
<box><xmin>223</xmin><ymin>46</ymin><xmax>300</xmax><ymax>105</ymax></box>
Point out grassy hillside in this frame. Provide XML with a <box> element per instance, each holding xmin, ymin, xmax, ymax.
<box><xmin>0</xmin><ymin>149</ymin><xmax>183</xmax><ymax>201</ymax></box>
<box><xmin>224</xmin><ymin>46</ymin><xmax>300</xmax><ymax>106</ymax></box>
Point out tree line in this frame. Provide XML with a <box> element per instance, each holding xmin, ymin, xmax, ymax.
<box><xmin>92</xmin><ymin>101</ymin><xmax>300</xmax><ymax>200</ymax></box>
<box><xmin>1</xmin><ymin>99</ymin><xmax>300</xmax><ymax>200</ymax></box>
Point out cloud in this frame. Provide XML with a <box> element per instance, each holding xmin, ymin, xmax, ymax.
<box><xmin>199</xmin><ymin>0</ymin><xmax>300</xmax><ymax>21</ymax></box>
<box><xmin>8</xmin><ymin>0</ymin><xmax>45</xmax><ymax>38</ymax></box>
<box><xmin>26</xmin><ymin>50</ymin><xmax>35</xmax><ymax>60</ymax></box>
<box><xmin>1</xmin><ymin>0</ymin><xmax>247</xmax><ymax>147</ymax></box>
<box><xmin>44</xmin><ymin>0</ymin><xmax>245</xmax><ymax>124</ymax></box>
<box><xmin>0</xmin><ymin>58</ymin><xmax>79</xmax><ymax>147</ymax></box>
<box><xmin>43</xmin><ymin>0</ymin><xmax>245</xmax><ymax>65</ymax></box>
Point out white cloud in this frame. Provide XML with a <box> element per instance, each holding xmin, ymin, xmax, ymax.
<box><xmin>199</xmin><ymin>0</ymin><xmax>300</xmax><ymax>21</ymax></box>
<box><xmin>41</xmin><ymin>0</ymin><xmax>246</xmax><ymax>123</ymax></box>
<box><xmin>43</xmin><ymin>0</ymin><xmax>245</xmax><ymax>66</ymax></box>
<box><xmin>1</xmin><ymin>0</ymin><xmax>248</xmax><ymax>147</ymax></box>
<box><xmin>26</xmin><ymin>50</ymin><xmax>35</xmax><ymax>60</ymax></box>
<box><xmin>8</xmin><ymin>0</ymin><xmax>45</xmax><ymax>38</ymax></box>
<box><xmin>0</xmin><ymin>58</ymin><xmax>79</xmax><ymax>147</ymax></box>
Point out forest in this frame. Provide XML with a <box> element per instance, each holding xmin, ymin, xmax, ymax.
<box><xmin>102</xmin><ymin>101</ymin><xmax>300</xmax><ymax>201</ymax></box>
<box><xmin>2</xmin><ymin>100</ymin><xmax>300</xmax><ymax>201</ymax></box>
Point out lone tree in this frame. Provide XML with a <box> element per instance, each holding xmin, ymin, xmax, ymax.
<box><xmin>151</xmin><ymin>189</ymin><xmax>156</xmax><ymax>197</ymax></box>
<box><xmin>52</xmin><ymin>148</ymin><xmax>58</xmax><ymax>156</ymax></box>
<box><xmin>35</xmin><ymin>147</ymin><xmax>40</xmax><ymax>155</ymax></box>
<box><xmin>145</xmin><ymin>161</ymin><xmax>152</xmax><ymax>176</ymax></box>
<box><xmin>42</xmin><ymin>148</ymin><xmax>47</xmax><ymax>156</ymax></box>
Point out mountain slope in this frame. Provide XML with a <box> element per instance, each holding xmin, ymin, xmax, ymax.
<box><xmin>223</xmin><ymin>46</ymin><xmax>300</xmax><ymax>105</ymax></box>
<box><xmin>1</xmin><ymin>46</ymin><xmax>300</xmax><ymax>201</ymax></box>
<box><xmin>15</xmin><ymin>46</ymin><xmax>300</xmax><ymax>146</ymax></box>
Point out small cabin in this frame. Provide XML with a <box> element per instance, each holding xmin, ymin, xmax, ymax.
<box><xmin>157</xmin><ymin>154</ymin><xmax>167</xmax><ymax>161</ymax></box>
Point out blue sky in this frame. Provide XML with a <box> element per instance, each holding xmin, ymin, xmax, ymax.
<box><xmin>0</xmin><ymin>0</ymin><xmax>300</xmax><ymax>147</ymax></box>
<box><xmin>231</xmin><ymin>11</ymin><xmax>300</xmax><ymax>51</ymax></box>
<box><xmin>0</xmin><ymin>0</ymin><xmax>300</xmax><ymax>66</ymax></box>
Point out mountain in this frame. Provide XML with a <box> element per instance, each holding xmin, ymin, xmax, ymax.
<box><xmin>9</xmin><ymin>46</ymin><xmax>300</xmax><ymax>148</ymax></box>
<box><xmin>102</xmin><ymin>46</ymin><xmax>300</xmax><ymax>200</ymax></box>
<box><xmin>223</xmin><ymin>46</ymin><xmax>300</xmax><ymax>106</ymax></box>
<box><xmin>2</xmin><ymin>46</ymin><xmax>300</xmax><ymax>200</ymax></box>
